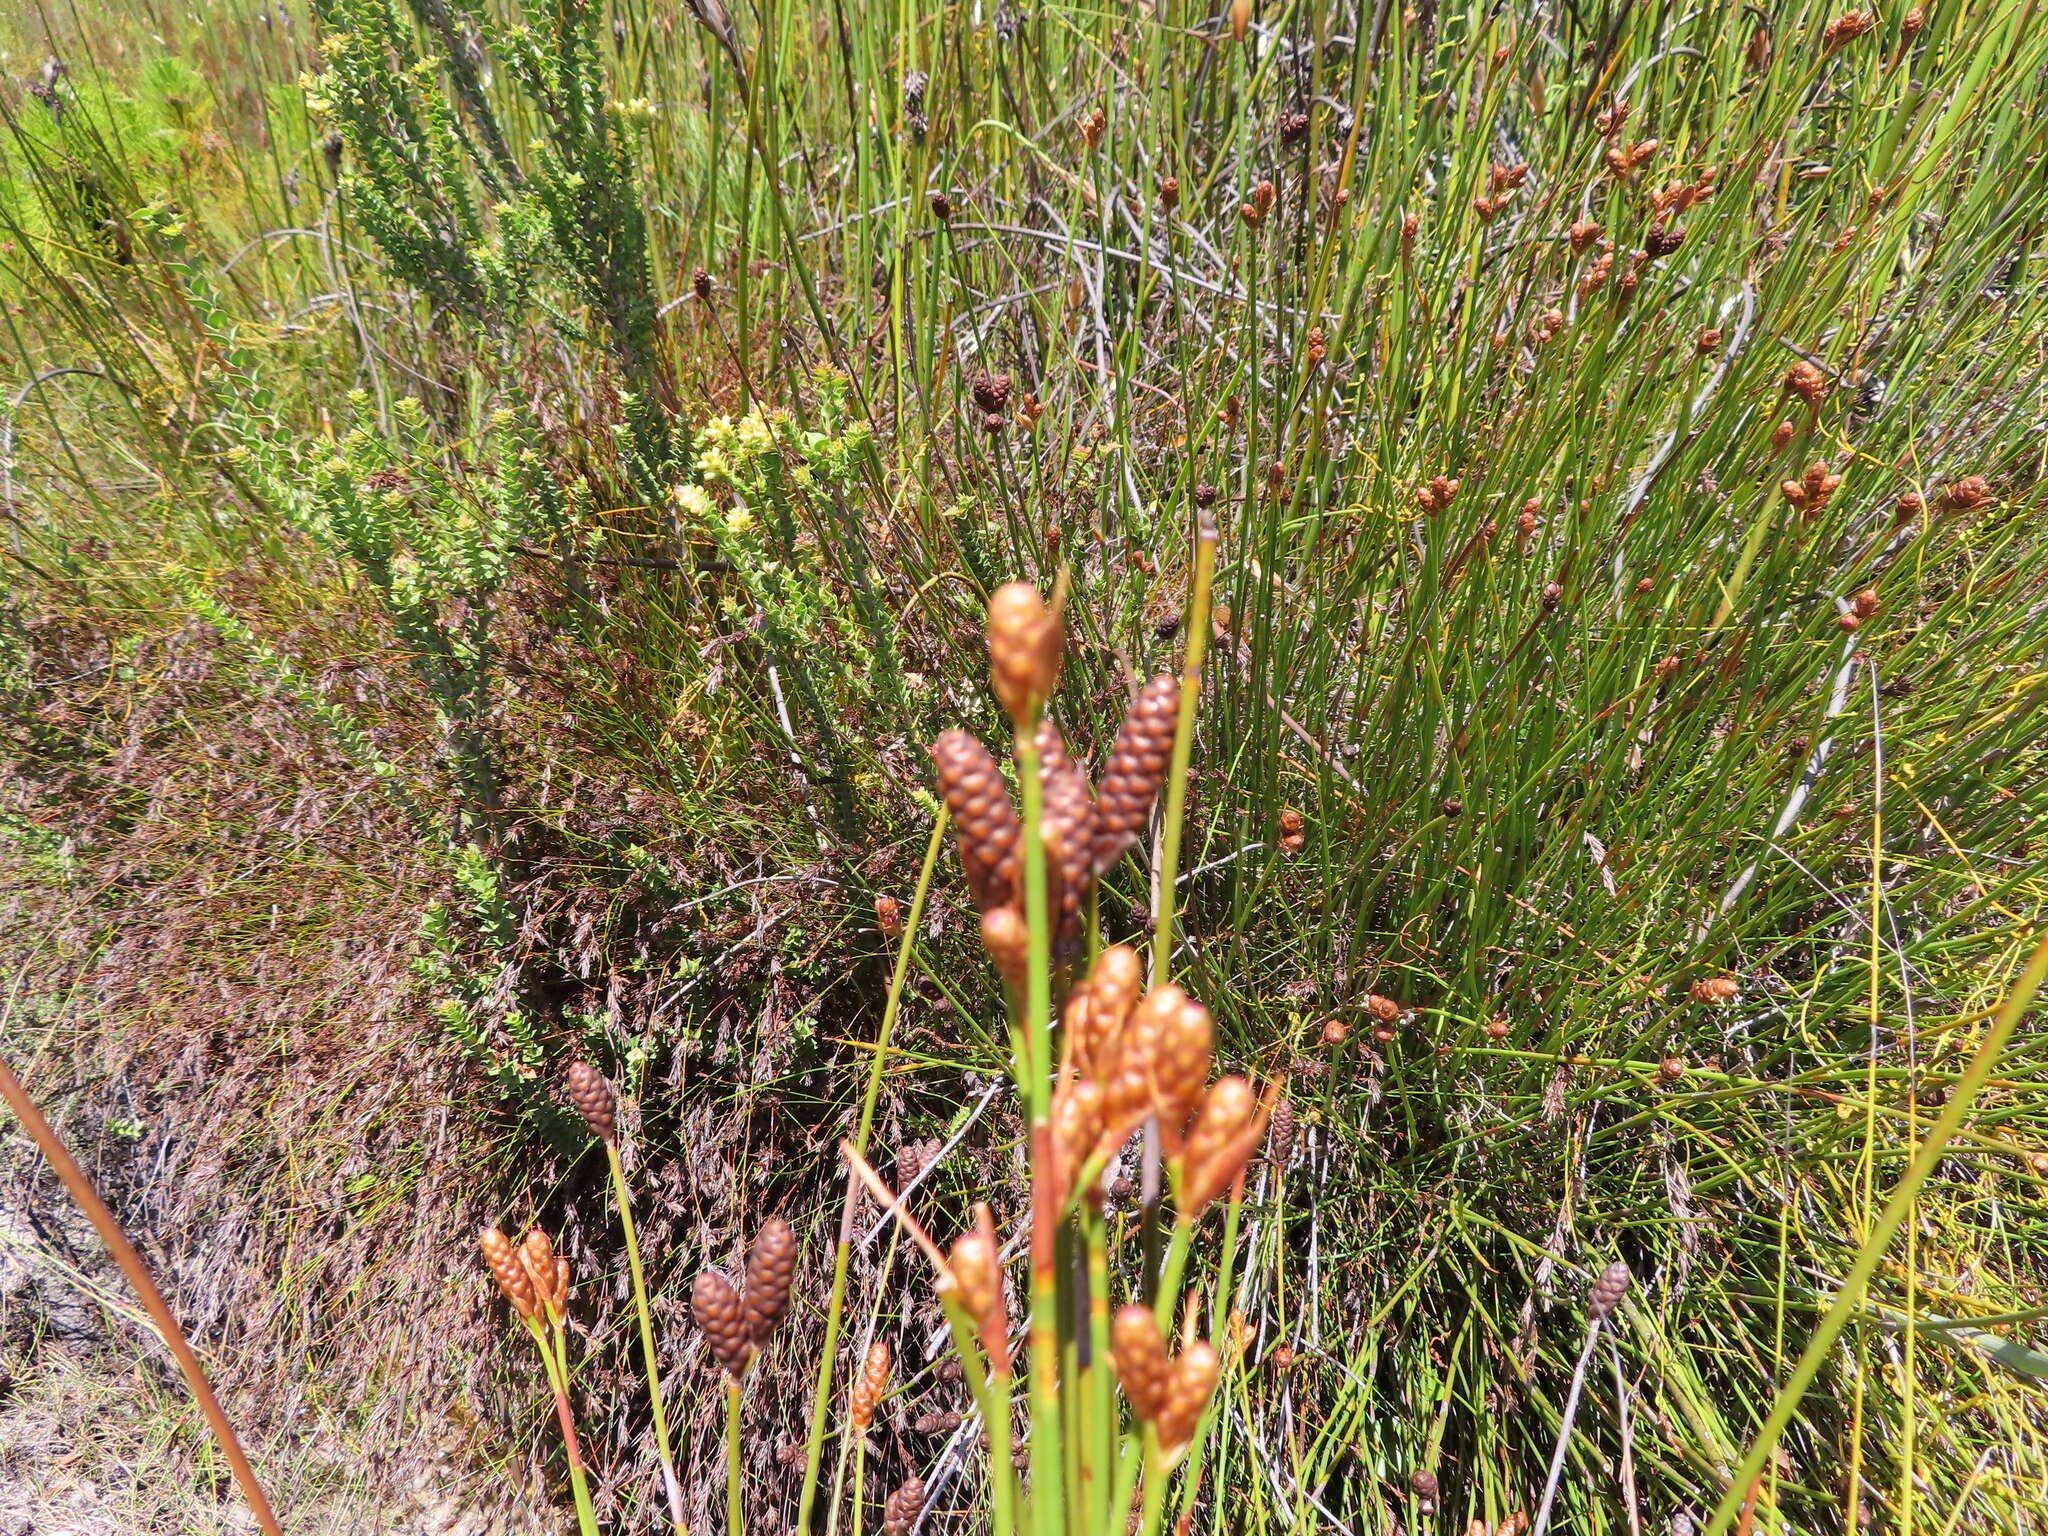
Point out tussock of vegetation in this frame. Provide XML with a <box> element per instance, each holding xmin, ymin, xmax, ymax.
<box><xmin>0</xmin><ymin>0</ymin><xmax>2045</xmax><ymax>1530</ymax></box>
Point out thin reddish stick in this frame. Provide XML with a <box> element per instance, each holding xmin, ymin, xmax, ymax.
<box><xmin>0</xmin><ymin>1050</ymin><xmax>284</xmax><ymax>1536</ymax></box>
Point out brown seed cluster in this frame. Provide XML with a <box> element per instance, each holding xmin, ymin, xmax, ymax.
<box><xmin>479</xmin><ymin>1226</ymin><xmax>537</xmax><ymax>1321</ymax></box>
<box><xmin>694</xmin><ymin>1219</ymin><xmax>798</xmax><ymax>1380</ymax></box>
<box><xmin>1590</xmin><ymin>1259</ymin><xmax>1633</xmax><ymax>1321</ymax></box>
<box><xmin>743</xmin><ymin>1217</ymin><xmax>796</xmax><ymax>1347</ymax></box>
<box><xmin>1094</xmin><ymin>675</ymin><xmax>1179</xmax><ymax>877</ymax></box>
<box><xmin>1822</xmin><ymin>9</ymin><xmax>1875</xmax><ymax>51</ymax></box>
<box><xmin>1240</xmin><ymin>178</ymin><xmax>1277</xmax><ymax>227</ymax></box>
<box><xmin>693</xmin><ymin>1272</ymin><xmax>753</xmax><ymax>1378</ymax></box>
<box><xmin>881</xmin><ymin>1478</ymin><xmax>926</xmax><ymax>1536</ymax></box>
<box><xmin>875</xmin><ymin>894</ymin><xmax>903</xmax><ymax>937</ymax></box>
<box><xmin>941</xmin><ymin>1204</ymin><xmax>1010</xmax><ymax>1371</ymax></box>
<box><xmin>852</xmin><ymin>1339</ymin><xmax>891</xmax><ymax>1433</ymax></box>
<box><xmin>937</xmin><ymin>605</ymin><xmax>1185</xmax><ymax>966</ymax></box>
<box><xmin>1112</xmin><ymin>1306</ymin><xmax>1222</xmax><ymax>1457</ymax></box>
<box><xmin>1937</xmin><ymin>474</ymin><xmax>1992</xmax><ymax>514</ymax></box>
<box><xmin>1780</xmin><ymin>460</ymin><xmax>1843</xmax><ymax>518</ymax></box>
<box><xmin>987</xmin><ymin>582</ymin><xmax>1064</xmax><ymax>726</ymax></box>
<box><xmin>932</xmin><ymin>729</ymin><xmax>1021</xmax><ymax>913</ymax></box>
<box><xmin>1691</xmin><ymin>975</ymin><xmax>1740</xmax><ymax>1005</ymax></box>
<box><xmin>1045</xmin><ymin>947</ymin><xmax>1266</xmax><ymax>1213</ymax></box>
<box><xmin>564</xmin><ymin>1060</ymin><xmax>617</xmax><ymax>1143</ymax></box>
<box><xmin>1416</xmin><ymin>474</ymin><xmax>1461</xmax><ymax>515</ymax></box>
<box><xmin>498</xmin><ymin>1227</ymin><xmax>569</xmax><ymax>1322</ymax></box>
<box><xmin>1785</xmin><ymin>359</ymin><xmax>1830</xmax><ymax>406</ymax></box>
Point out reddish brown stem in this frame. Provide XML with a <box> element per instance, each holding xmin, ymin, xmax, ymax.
<box><xmin>0</xmin><ymin>1051</ymin><xmax>284</xmax><ymax>1536</ymax></box>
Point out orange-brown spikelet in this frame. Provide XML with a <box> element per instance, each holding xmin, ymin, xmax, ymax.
<box><xmin>980</xmin><ymin>905</ymin><xmax>1030</xmax><ymax>992</ymax></box>
<box><xmin>852</xmin><ymin>1340</ymin><xmax>892</xmax><ymax>1434</ymax></box>
<box><xmin>987</xmin><ymin>582</ymin><xmax>1063</xmax><ymax>726</ymax></box>
<box><xmin>1094</xmin><ymin>676</ymin><xmax>1180</xmax><ymax>877</ymax></box>
<box><xmin>881</xmin><ymin>1478</ymin><xmax>926</xmax><ymax>1536</ymax></box>
<box><xmin>564</xmin><ymin>1061</ymin><xmax>618</xmax><ymax>1143</ymax></box>
<box><xmin>742</xmin><ymin>1217</ymin><xmax>796</xmax><ymax>1348</ymax></box>
<box><xmin>1050</xmin><ymin>1078</ymin><xmax>1106</xmax><ymax>1207</ymax></box>
<box><xmin>1178</xmin><ymin>1077</ymin><xmax>1273</xmax><ymax>1215</ymax></box>
<box><xmin>480</xmin><ymin>1227</ymin><xmax>537</xmax><ymax>1321</ymax></box>
<box><xmin>1149</xmin><ymin>992</ymin><xmax>1215</xmax><ymax>1151</ymax></box>
<box><xmin>1067</xmin><ymin>944</ymin><xmax>1144</xmax><ymax>1079</ymax></box>
<box><xmin>1039</xmin><ymin>757</ymin><xmax>1097</xmax><ymax>949</ymax></box>
<box><xmin>518</xmin><ymin>1228</ymin><xmax>567</xmax><ymax>1319</ymax></box>
<box><xmin>932</xmin><ymin>730</ymin><xmax>1021</xmax><ymax>913</ymax></box>
<box><xmin>1157</xmin><ymin>1341</ymin><xmax>1221</xmax><ymax>1457</ymax></box>
<box><xmin>693</xmin><ymin>1271</ymin><xmax>753</xmax><ymax>1378</ymax></box>
<box><xmin>1112</xmin><ymin>1304</ymin><xmax>1172</xmax><ymax>1421</ymax></box>
<box><xmin>942</xmin><ymin>1206</ymin><xmax>1010</xmax><ymax>1371</ymax></box>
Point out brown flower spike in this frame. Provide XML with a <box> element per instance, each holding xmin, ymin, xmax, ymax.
<box><xmin>882</xmin><ymin>1478</ymin><xmax>926</xmax><ymax>1536</ymax></box>
<box><xmin>564</xmin><ymin>1061</ymin><xmax>617</xmax><ymax>1143</ymax></box>
<box><xmin>941</xmin><ymin>1205</ymin><xmax>1010</xmax><ymax>1371</ymax></box>
<box><xmin>743</xmin><ymin>1217</ymin><xmax>797</xmax><ymax>1348</ymax></box>
<box><xmin>479</xmin><ymin>1226</ymin><xmax>537</xmax><ymax>1321</ymax></box>
<box><xmin>1112</xmin><ymin>1306</ymin><xmax>1221</xmax><ymax>1459</ymax></box>
<box><xmin>693</xmin><ymin>1271</ymin><xmax>753</xmax><ymax>1378</ymax></box>
<box><xmin>987</xmin><ymin>582</ymin><xmax>1063</xmax><ymax>726</ymax></box>
<box><xmin>852</xmin><ymin>1339</ymin><xmax>891</xmax><ymax>1434</ymax></box>
<box><xmin>1093</xmin><ymin>675</ymin><xmax>1180</xmax><ymax>877</ymax></box>
<box><xmin>1178</xmin><ymin>1076</ymin><xmax>1273</xmax><ymax>1215</ymax></box>
<box><xmin>932</xmin><ymin>729</ymin><xmax>1022</xmax><ymax>913</ymax></box>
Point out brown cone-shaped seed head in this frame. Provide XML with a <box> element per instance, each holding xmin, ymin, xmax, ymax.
<box><xmin>693</xmin><ymin>1271</ymin><xmax>753</xmax><ymax>1378</ymax></box>
<box><xmin>1093</xmin><ymin>675</ymin><xmax>1180</xmax><ymax>877</ymax></box>
<box><xmin>519</xmin><ymin>1228</ymin><xmax>561</xmax><ymax>1314</ymax></box>
<box><xmin>743</xmin><ymin>1217</ymin><xmax>797</xmax><ymax>1347</ymax></box>
<box><xmin>480</xmin><ymin>1226</ymin><xmax>537</xmax><ymax>1320</ymax></box>
<box><xmin>1112</xmin><ymin>1304</ymin><xmax>1171</xmax><ymax>1421</ymax></box>
<box><xmin>942</xmin><ymin>1217</ymin><xmax>1007</xmax><ymax>1367</ymax></box>
<box><xmin>980</xmin><ymin>905</ymin><xmax>1030</xmax><ymax>992</ymax></box>
<box><xmin>987</xmin><ymin>582</ymin><xmax>1062</xmax><ymax>725</ymax></box>
<box><xmin>852</xmin><ymin>1339</ymin><xmax>891</xmax><ymax>1433</ymax></box>
<box><xmin>1051</xmin><ymin>1078</ymin><xmax>1106</xmax><ymax>1205</ymax></box>
<box><xmin>1040</xmin><ymin>760</ymin><xmax>1097</xmax><ymax>949</ymax></box>
<box><xmin>1590</xmin><ymin>1260</ymin><xmax>1632</xmax><ymax>1321</ymax></box>
<box><xmin>1158</xmin><ymin>1341</ymin><xmax>1221</xmax><ymax>1455</ymax></box>
<box><xmin>1153</xmin><ymin>996</ymin><xmax>1214</xmax><ymax>1147</ymax></box>
<box><xmin>1179</xmin><ymin>1077</ymin><xmax>1268</xmax><ymax>1215</ymax></box>
<box><xmin>565</xmin><ymin>1061</ymin><xmax>618</xmax><ymax>1143</ymax></box>
<box><xmin>1078</xmin><ymin>946</ymin><xmax>1146</xmax><ymax>1078</ymax></box>
<box><xmin>882</xmin><ymin>1478</ymin><xmax>926</xmax><ymax>1536</ymax></box>
<box><xmin>1034</xmin><ymin>717</ymin><xmax>1073</xmax><ymax>778</ymax></box>
<box><xmin>932</xmin><ymin>730</ymin><xmax>1021</xmax><ymax>912</ymax></box>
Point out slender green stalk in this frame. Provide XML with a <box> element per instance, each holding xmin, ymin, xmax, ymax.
<box><xmin>527</xmin><ymin>1316</ymin><xmax>601</xmax><ymax>1536</ymax></box>
<box><xmin>726</xmin><ymin>1379</ymin><xmax>744</xmax><ymax>1536</ymax></box>
<box><xmin>1014</xmin><ymin>722</ymin><xmax>1062</xmax><ymax>1536</ymax></box>
<box><xmin>1151</xmin><ymin>513</ymin><xmax>1220</xmax><ymax>987</ymax></box>
<box><xmin>1137</xmin><ymin>1424</ymin><xmax>1169</xmax><ymax>1536</ymax></box>
<box><xmin>1703</xmin><ymin>929</ymin><xmax>2048</xmax><ymax>1535</ymax></box>
<box><xmin>606</xmin><ymin>1142</ymin><xmax>685</xmax><ymax>1534</ymax></box>
<box><xmin>795</xmin><ymin>809</ymin><xmax>950</xmax><ymax>1536</ymax></box>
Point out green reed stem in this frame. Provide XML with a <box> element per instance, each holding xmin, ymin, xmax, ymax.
<box><xmin>1015</xmin><ymin>720</ymin><xmax>1061</xmax><ymax>1536</ymax></box>
<box><xmin>1137</xmin><ymin>1423</ymin><xmax>1169</xmax><ymax>1536</ymax></box>
<box><xmin>528</xmin><ymin>1316</ymin><xmax>601</xmax><ymax>1536</ymax></box>
<box><xmin>1151</xmin><ymin>510</ymin><xmax>1218</xmax><ymax>986</ymax></box>
<box><xmin>606</xmin><ymin>1142</ymin><xmax>685</xmax><ymax>1535</ymax></box>
<box><xmin>726</xmin><ymin>1378</ymin><xmax>744</xmax><ymax>1536</ymax></box>
<box><xmin>1703</xmin><ymin>927</ymin><xmax>2048</xmax><ymax>1535</ymax></box>
<box><xmin>796</xmin><ymin>808</ymin><xmax>950</xmax><ymax>1536</ymax></box>
<box><xmin>1174</xmin><ymin>1179</ymin><xmax>1252</xmax><ymax>1526</ymax></box>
